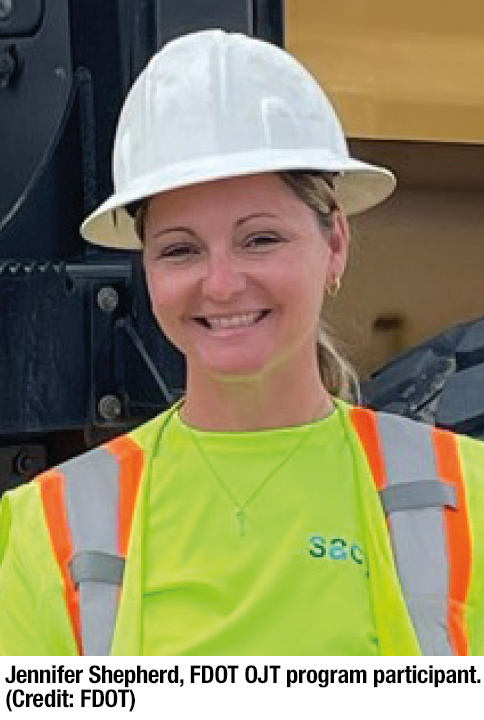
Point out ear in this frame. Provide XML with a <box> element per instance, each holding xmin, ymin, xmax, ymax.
<box><xmin>327</xmin><ymin>209</ymin><xmax>350</xmax><ymax>279</ymax></box>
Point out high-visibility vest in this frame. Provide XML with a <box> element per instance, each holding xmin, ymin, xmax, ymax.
<box><xmin>37</xmin><ymin>407</ymin><xmax>472</xmax><ymax>656</ymax></box>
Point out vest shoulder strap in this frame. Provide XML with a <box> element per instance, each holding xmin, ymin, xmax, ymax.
<box><xmin>350</xmin><ymin>406</ymin><xmax>472</xmax><ymax>655</ymax></box>
<box><xmin>38</xmin><ymin>435</ymin><xmax>143</xmax><ymax>655</ymax></box>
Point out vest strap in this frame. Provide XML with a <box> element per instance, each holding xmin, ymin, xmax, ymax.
<box><xmin>61</xmin><ymin>446</ymin><xmax>122</xmax><ymax>656</ymax></box>
<box><xmin>350</xmin><ymin>407</ymin><xmax>469</xmax><ymax>655</ymax></box>
<box><xmin>38</xmin><ymin>428</ymin><xmax>145</xmax><ymax>655</ymax></box>
<box><xmin>377</xmin><ymin>411</ymin><xmax>455</xmax><ymax>655</ymax></box>
<box><xmin>69</xmin><ymin>551</ymin><xmax>125</xmax><ymax>587</ymax></box>
<box><xmin>379</xmin><ymin>479</ymin><xmax>457</xmax><ymax>513</ymax></box>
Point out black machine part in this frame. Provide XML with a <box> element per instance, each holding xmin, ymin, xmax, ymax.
<box><xmin>0</xmin><ymin>0</ymin><xmax>283</xmax><ymax>495</ymax></box>
<box><xmin>362</xmin><ymin>315</ymin><xmax>484</xmax><ymax>440</ymax></box>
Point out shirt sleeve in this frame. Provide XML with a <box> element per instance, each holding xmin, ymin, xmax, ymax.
<box><xmin>0</xmin><ymin>485</ymin><xmax>77</xmax><ymax>656</ymax></box>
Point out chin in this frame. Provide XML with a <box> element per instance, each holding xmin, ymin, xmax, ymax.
<box><xmin>195</xmin><ymin>353</ymin><xmax>273</xmax><ymax>382</ymax></box>
<box><xmin>208</xmin><ymin>364</ymin><xmax>269</xmax><ymax>383</ymax></box>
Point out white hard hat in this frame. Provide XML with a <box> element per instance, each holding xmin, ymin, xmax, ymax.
<box><xmin>81</xmin><ymin>29</ymin><xmax>396</xmax><ymax>250</ymax></box>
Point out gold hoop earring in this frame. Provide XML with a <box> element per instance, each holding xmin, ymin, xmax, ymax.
<box><xmin>327</xmin><ymin>276</ymin><xmax>341</xmax><ymax>297</ymax></box>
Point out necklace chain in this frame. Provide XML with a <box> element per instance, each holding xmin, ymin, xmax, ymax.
<box><xmin>184</xmin><ymin>400</ymin><xmax>329</xmax><ymax>536</ymax></box>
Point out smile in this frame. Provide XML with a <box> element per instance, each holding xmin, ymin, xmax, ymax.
<box><xmin>195</xmin><ymin>310</ymin><xmax>270</xmax><ymax>330</ymax></box>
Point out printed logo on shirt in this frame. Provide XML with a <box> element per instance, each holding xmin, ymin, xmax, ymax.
<box><xmin>308</xmin><ymin>535</ymin><xmax>369</xmax><ymax>575</ymax></box>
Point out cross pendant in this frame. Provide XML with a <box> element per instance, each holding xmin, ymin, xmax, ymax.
<box><xmin>235</xmin><ymin>508</ymin><xmax>247</xmax><ymax>537</ymax></box>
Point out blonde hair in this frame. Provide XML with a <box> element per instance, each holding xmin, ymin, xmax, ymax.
<box><xmin>134</xmin><ymin>170</ymin><xmax>359</xmax><ymax>401</ymax></box>
<box><xmin>280</xmin><ymin>171</ymin><xmax>358</xmax><ymax>402</ymax></box>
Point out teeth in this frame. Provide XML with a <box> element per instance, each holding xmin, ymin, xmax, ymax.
<box><xmin>205</xmin><ymin>311</ymin><xmax>264</xmax><ymax>329</ymax></box>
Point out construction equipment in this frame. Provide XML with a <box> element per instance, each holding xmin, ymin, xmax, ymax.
<box><xmin>362</xmin><ymin>315</ymin><xmax>484</xmax><ymax>440</ymax></box>
<box><xmin>2</xmin><ymin>0</ymin><xmax>482</xmax><ymax>498</ymax></box>
<box><xmin>0</xmin><ymin>0</ymin><xmax>283</xmax><ymax>495</ymax></box>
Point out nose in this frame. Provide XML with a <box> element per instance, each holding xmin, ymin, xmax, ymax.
<box><xmin>201</xmin><ymin>250</ymin><xmax>247</xmax><ymax>302</ymax></box>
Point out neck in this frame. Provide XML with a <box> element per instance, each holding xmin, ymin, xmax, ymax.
<box><xmin>180</xmin><ymin>364</ymin><xmax>334</xmax><ymax>431</ymax></box>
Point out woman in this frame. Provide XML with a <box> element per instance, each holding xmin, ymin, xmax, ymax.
<box><xmin>0</xmin><ymin>29</ymin><xmax>483</xmax><ymax>656</ymax></box>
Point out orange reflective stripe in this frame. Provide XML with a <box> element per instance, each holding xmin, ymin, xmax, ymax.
<box><xmin>432</xmin><ymin>427</ymin><xmax>472</xmax><ymax>656</ymax></box>
<box><xmin>37</xmin><ymin>470</ymin><xmax>82</xmax><ymax>654</ymax></box>
<box><xmin>349</xmin><ymin>407</ymin><xmax>387</xmax><ymax>490</ymax></box>
<box><xmin>350</xmin><ymin>407</ymin><xmax>473</xmax><ymax>655</ymax></box>
<box><xmin>106</xmin><ymin>436</ymin><xmax>144</xmax><ymax>557</ymax></box>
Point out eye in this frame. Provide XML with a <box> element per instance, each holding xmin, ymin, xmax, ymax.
<box><xmin>158</xmin><ymin>242</ymin><xmax>201</xmax><ymax>262</ymax></box>
<box><xmin>244</xmin><ymin>233</ymin><xmax>285</xmax><ymax>251</ymax></box>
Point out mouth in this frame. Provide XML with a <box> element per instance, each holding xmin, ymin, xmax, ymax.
<box><xmin>194</xmin><ymin>310</ymin><xmax>271</xmax><ymax>330</ymax></box>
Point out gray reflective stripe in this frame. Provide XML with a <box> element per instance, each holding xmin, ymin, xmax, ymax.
<box><xmin>60</xmin><ymin>446</ymin><xmax>121</xmax><ymax>656</ymax></box>
<box><xmin>70</xmin><ymin>551</ymin><xmax>125</xmax><ymax>587</ymax></box>
<box><xmin>376</xmin><ymin>412</ymin><xmax>454</xmax><ymax>656</ymax></box>
<box><xmin>379</xmin><ymin>480</ymin><xmax>457</xmax><ymax>514</ymax></box>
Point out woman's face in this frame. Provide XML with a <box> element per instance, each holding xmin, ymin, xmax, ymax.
<box><xmin>142</xmin><ymin>173</ymin><xmax>348</xmax><ymax>382</ymax></box>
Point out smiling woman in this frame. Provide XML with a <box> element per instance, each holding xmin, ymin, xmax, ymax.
<box><xmin>1</xmin><ymin>29</ymin><xmax>484</xmax><ymax>657</ymax></box>
<box><xmin>140</xmin><ymin>170</ymin><xmax>356</xmax><ymax>418</ymax></box>
<box><xmin>141</xmin><ymin>172</ymin><xmax>348</xmax><ymax>430</ymax></box>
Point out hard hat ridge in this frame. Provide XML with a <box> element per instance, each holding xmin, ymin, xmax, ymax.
<box><xmin>81</xmin><ymin>29</ymin><xmax>396</xmax><ymax>249</ymax></box>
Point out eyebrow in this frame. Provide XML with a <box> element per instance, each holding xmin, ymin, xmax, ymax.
<box><xmin>152</xmin><ymin>226</ymin><xmax>197</xmax><ymax>239</ymax></box>
<box><xmin>234</xmin><ymin>213</ymin><xmax>279</xmax><ymax>227</ymax></box>
<box><xmin>152</xmin><ymin>213</ymin><xmax>279</xmax><ymax>239</ymax></box>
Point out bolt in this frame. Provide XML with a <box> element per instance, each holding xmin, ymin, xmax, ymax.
<box><xmin>97</xmin><ymin>286</ymin><xmax>119</xmax><ymax>313</ymax></box>
<box><xmin>14</xmin><ymin>450</ymin><xmax>37</xmax><ymax>477</ymax></box>
<box><xmin>0</xmin><ymin>0</ymin><xmax>12</xmax><ymax>22</ymax></box>
<box><xmin>98</xmin><ymin>394</ymin><xmax>122</xmax><ymax>421</ymax></box>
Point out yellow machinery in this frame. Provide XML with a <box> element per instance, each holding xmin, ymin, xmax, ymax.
<box><xmin>286</xmin><ymin>0</ymin><xmax>484</xmax><ymax>377</ymax></box>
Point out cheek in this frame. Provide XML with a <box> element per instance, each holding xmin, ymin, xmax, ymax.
<box><xmin>291</xmin><ymin>250</ymin><xmax>330</xmax><ymax>304</ymax></box>
<box><xmin>144</xmin><ymin>268</ymin><xmax>181</xmax><ymax>326</ymax></box>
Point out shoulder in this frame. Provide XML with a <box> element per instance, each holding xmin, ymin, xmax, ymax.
<box><xmin>454</xmin><ymin>430</ymin><xmax>484</xmax><ymax>477</ymax></box>
<box><xmin>337</xmin><ymin>399</ymin><xmax>437</xmax><ymax>464</ymax></box>
<box><xmin>0</xmin><ymin>409</ymin><xmax>170</xmax><ymax>543</ymax></box>
<box><xmin>127</xmin><ymin>404</ymin><xmax>178</xmax><ymax>449</ymax></box>
<box><xmin>452</xmin><ymin>431</ymin><xmax>484</xmax><ymax>520</ymax></box>
<box><xmin>28</xmin><ymin>406</ymin><xmax>177</xmax><ymax>489</ymax></box>
<box><xmin>338</xmin><ymin>400</ymin><xmax>484</xmax><ymax>491</ymax></box>
<box><xmin>0</xmin><ymin>478</ymin><xmax>45</xmax><ymax>556</ymax></box>
<box><xmin>0</xmin><ymin>406</ymin><xmax>175</xmax><ymax>548</ymax></box>
<box><xmin>339</xmin><ymin>398</ymin><xmax>474</xmax><ymax>452</ymax></box>
<box><xmin>341</xmin><ymin>399</ymin><xmax>433</xmax><ymax>437</ymax></box>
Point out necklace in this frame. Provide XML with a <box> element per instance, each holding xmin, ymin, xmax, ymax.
<box><xmin>183</xmin><ymin>399</ymin><xmax>330</xmax><ymax>537</ymax></box>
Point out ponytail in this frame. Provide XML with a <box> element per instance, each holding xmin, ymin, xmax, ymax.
<box><xmin>317</xmin><ymin>325</ymin><xmax>359</xmax><ymax>402</ymax></box>
<box><xmin>280</xmin><ymin>170</ymin><xmax>359</xmax><ymax>402</ymax></box>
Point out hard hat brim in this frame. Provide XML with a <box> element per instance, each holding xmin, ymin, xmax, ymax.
<box><xmin>81</xmin><ymin>149</ymin><xmax>396</xmax><ymax>250</ymax></box>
